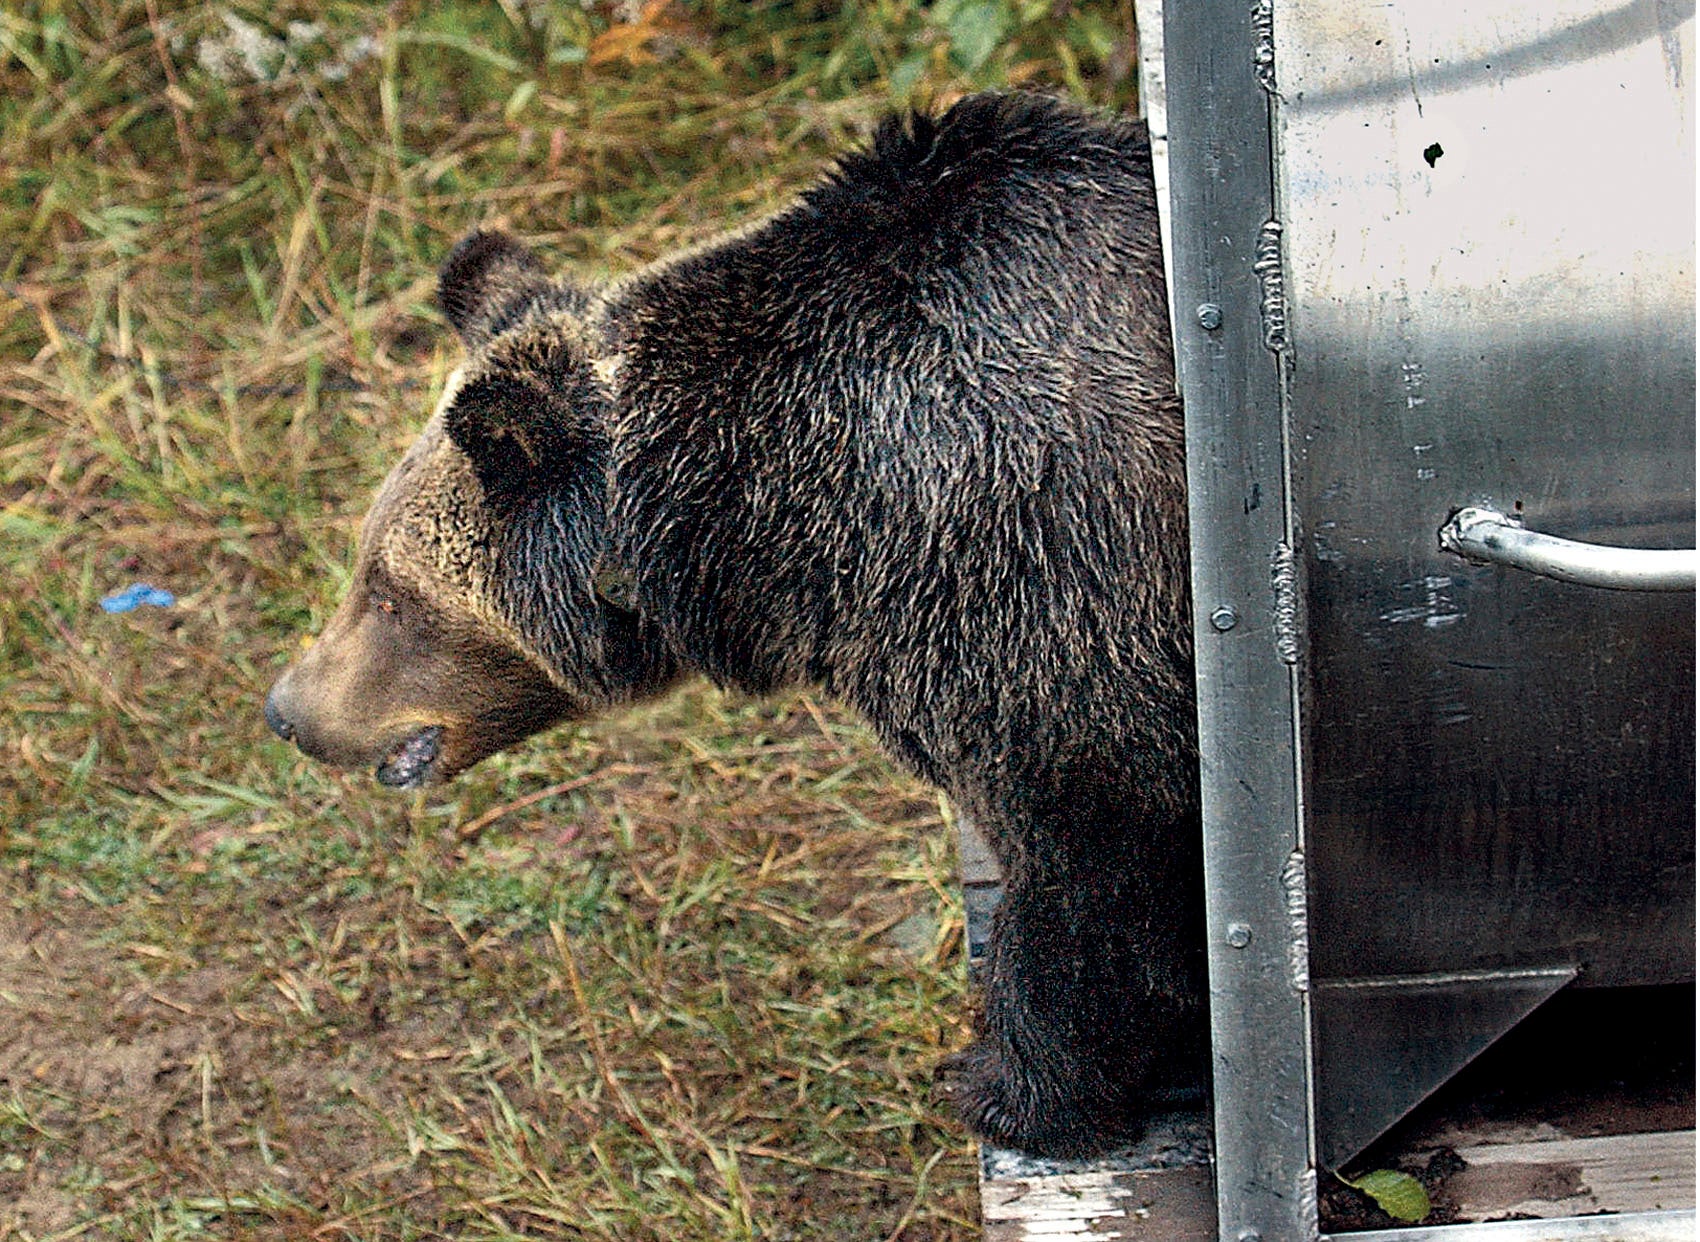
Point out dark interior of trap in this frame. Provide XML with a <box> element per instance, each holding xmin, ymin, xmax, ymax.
<box><xmin>1323</xmin><ymin>982</ymin><xmax>1695</xmax><ymax>1231</ymax></box>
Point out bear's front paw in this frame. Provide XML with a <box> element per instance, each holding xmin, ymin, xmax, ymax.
<box><xmin>936</xmin><ymin>1039</ymin><xmax>1137</xmax><ymax>1159</ymax></box>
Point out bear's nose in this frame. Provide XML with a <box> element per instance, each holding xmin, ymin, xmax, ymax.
<box><xmin>263</xmin><ymin>688</ymin><xmax>297</xmax><ymax>743</ymax></box>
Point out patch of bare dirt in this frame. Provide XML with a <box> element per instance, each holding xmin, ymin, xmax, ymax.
<box><xmin>0</xmin><ymin>908</ymin><xmax>448</xmax><ymax>1236</ymax></box>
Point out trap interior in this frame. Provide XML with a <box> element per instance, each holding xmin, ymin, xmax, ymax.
<box><xmin>958</xmin><ymin>814</ymin><xmax>1695</xmax><ymax>1238</ymax></box>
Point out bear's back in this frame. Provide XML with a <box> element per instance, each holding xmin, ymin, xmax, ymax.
<box><xmin>604</xmin><ymin>93</ymin><xmax>1191</xmax><ymax>795</ymax></box>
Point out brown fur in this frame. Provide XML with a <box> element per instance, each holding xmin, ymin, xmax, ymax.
<box><xmin>267</xmin><ymin>92</ymin><xmax>1203</xmax><ymax>1156</ymax></box>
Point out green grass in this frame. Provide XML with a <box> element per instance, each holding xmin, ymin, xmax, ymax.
<box><xmin>0</xmin><ymin>2</ymin><xmax>1142</xmax><ymax>1237</ymax></box>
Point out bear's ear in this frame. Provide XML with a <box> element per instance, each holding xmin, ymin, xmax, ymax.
<box><xmin>438</xmin><ymin>230</ymin><xmax>549</xmax><ymax>346</ymax></box>
<box><xmin>443</xmin><ymin>365</ymin><xmax>606</xmax><ymax>502</ymax></box>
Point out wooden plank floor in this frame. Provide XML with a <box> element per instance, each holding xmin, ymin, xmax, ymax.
<box><xmin>980</xmin><ymin>1111</ymin><xmax>1215</xmax><ymax>1242</ymax></box>
<box><xmin>1442</xmin><ymin>1129</ymin><xmax>1694</xmax><ymax>1220</ymax></box>
<box><xmin>978</xmin><ymin>1127</ymin><xmax>1696</xmax><ymax>1238</ymax></box>
<box><xmin>982</xmin><ymin>1166</ymin><xmax>1216</xmax><ymax>1242</ymax></box>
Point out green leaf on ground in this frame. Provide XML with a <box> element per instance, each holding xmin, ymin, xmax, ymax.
<box><xmin>1341</xmin><ymin>1169</ymin><xmax>1432</xmax><ymax>1223</ymax></box>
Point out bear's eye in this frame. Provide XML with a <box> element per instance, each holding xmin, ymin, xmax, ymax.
<box><xmin>374</xmin><ymin>597</ymin><xmax>396</xmax><ymax>615</ymax></box>
<box><xmin>592</xmin><ymin>565</ymin><xmax>640</xmax><ymax>613</ymax></box>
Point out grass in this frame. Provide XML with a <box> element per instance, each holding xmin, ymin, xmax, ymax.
<box><xmin>0</xmin><ymin>2</ymin><xmax>1143</xmax><ymax>1237</ymax></box>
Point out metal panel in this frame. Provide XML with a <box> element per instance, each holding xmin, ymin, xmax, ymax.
<box><xmin>1311</xmin><ymin>965</ymin><xmax>1576</xmax><ymax>1166</ymax></box>
<box><xmin>1273</xmin><ymin>0</ymin><xmax>1697</xmax><ymax>1002</ymax></box>
<box><xmin>1131</xmin><ymin>0</ymin><xmax>1175</xmax><ymax>324</ymax></box>
<box><xmin>1163</xmin><ymin>0</ymin><xmax>1316</xmax><ymax>1238</ymax></box>
<box><xmin>1270</xmin><ymin>0</ymin><xmax>1695</xmax><ymax>1169</ymax></box>
<box><xmin>1161</xmin><ymin>0</ymin><xmax>1692</xmax><ymax>1227</ymax></box>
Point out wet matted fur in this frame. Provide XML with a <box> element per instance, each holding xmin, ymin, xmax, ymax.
<box><xmin>267</xmin><ymin>92</ymin><xmax>1205</xmax><ymax>1157</ymax></box>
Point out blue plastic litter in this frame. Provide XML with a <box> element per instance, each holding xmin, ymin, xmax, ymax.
<box><xmin>100</xmin><ymin>583</ymin><xmax>177</xmax><ymax>613</ymax></box>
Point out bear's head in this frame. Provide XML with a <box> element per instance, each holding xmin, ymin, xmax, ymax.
<box><xmin>264</xmin><ymin>232</ymin><xmax>677</xmax><ymax>788</ymax></box>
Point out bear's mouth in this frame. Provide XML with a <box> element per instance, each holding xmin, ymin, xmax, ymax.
<box><xmin>374</xmin><ymin>726</ymin><xmax>445</xmax><ymax>789</ymax></box>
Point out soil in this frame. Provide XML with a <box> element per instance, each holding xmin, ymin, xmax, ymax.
<box><xmin>0</xmin><ymin>902</ymin><xmax>540</xmax><ymax>1237</ymax></box>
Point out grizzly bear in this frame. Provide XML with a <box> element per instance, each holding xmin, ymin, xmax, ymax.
<box><xmin>265</xmin><ymin>91</ymin><xmax>1204</xmax><ymax>1158</ymax></box>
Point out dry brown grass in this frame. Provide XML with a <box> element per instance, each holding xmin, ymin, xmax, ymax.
<box><xmin>0</xmin><ymin>3</ymin><xmax>1141</xmax><ymax>1236</ymax></box>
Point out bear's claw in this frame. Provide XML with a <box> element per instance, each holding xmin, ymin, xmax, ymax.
<box><xmin>936</xmin><ymin>1040</ymin><xmax>1138</xmax><ymax>1159</ymax></box>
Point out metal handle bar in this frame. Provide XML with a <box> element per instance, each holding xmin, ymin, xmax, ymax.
<box><xmin>1438</xmin><ymin>506</ymin><xmax>1697</xmax><ymax>592</ymax></box>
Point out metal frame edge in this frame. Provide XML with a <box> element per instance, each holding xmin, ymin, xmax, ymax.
<box><xmin>1163</xmin><ymin>0</ymin><xmax>1316</xmax><ymax>1239</ymax></box>
<box><xmin>1323</xmin><ymin>1210</ymin><xmax>1698</xmax><ymax>1242</ymax></box>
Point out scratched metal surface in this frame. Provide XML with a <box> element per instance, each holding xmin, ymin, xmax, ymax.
<box><xmin>1164</xmin><ymin>0</ymin><xmax>1318</xmax><ymax>1231</ymax></box>
<box><xmin>1274</xmin><ymin>0</ymin><xmax>1697</xmax><ymax>989</ymax></box>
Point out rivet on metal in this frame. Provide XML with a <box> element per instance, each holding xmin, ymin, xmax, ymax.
<box><xmin>1197</xmin><ymin>302</ymin><xmax>1224</xmax><ymax>330</ymax></box>
<box><xmin>1226</xmin><ymin>923</ymin><xmax>1253</xmax><ymax>949</ymax></box>
<box><xmin>1238</xmin><ymin>1230</ymin><xmax>1263</xmax><ymax>1242</ymax></box>
<box><xmin>1210</xmin><ymin>605</ymin><xmax>1239</xmax><ymax>632</ymax></box>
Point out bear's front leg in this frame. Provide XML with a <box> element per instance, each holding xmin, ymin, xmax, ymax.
<box><xmin>941</xmin><ymin>832</ymin><xmax>1205</xmax><ymax>1158</ymax></box>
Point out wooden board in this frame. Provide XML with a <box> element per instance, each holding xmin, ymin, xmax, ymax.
<box><xmin>983</xmin><ymin>1166</ymin><xmax>1215</xmax><ymax>1242</ymax></box>
<box><xmin>978</xmin><ymin>1109</ymin><xmax>1216</xmax><ymax>1241</ymax></box>
<box><xmin>1444</xmin><ymin>1130</ymin><xmax>1694</xmax><ymax>1221</ymax></box>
